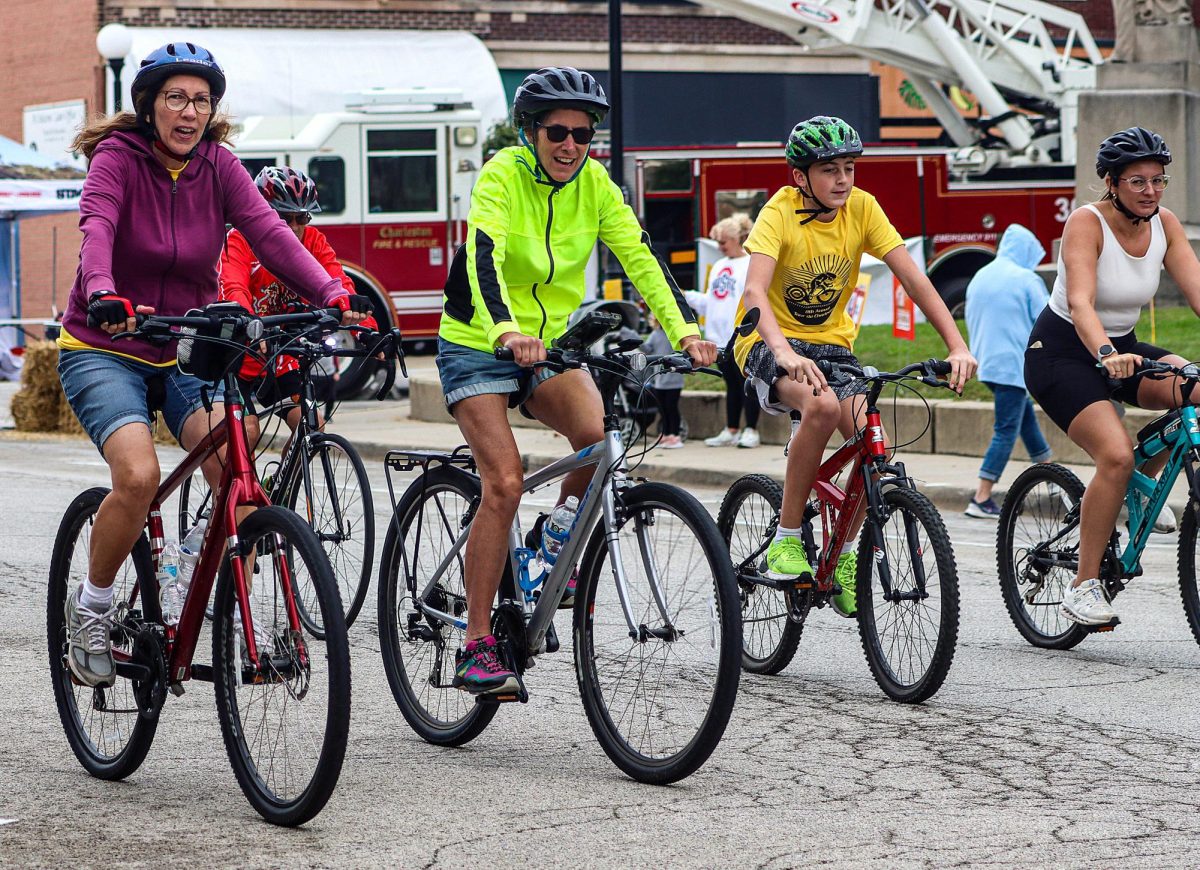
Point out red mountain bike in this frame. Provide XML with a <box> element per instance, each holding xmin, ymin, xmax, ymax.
<box><xmin>46</xmin><ymin>304</ymin><xmax>371</xmax><ymax>826</ymax></box>
<box><xmin>717</xmin><ymin>357</ymin><xmax>961</xmax><ymax>702</ymax></box>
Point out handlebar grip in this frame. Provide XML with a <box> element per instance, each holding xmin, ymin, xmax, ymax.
<box><xmin>494</xmin><ymin>347</ymin><xmax>516</xmax><ymax>362</ymax></box>
<box><xmin>928</xmin><ymin>359</ymin><xmax>952</xmax><ymax>377</ymax></box>
<box><xmin>816</xmin><ymin>359</ymin><xmax>835</xmax><ymax>378</ymax></box>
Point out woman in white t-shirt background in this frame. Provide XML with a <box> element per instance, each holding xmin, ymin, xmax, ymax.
<box><xmin>1024</xmin><ymin>126</ymin><xmax>1200</xmax><ymax>628</ymax></box>
<box><xmin>685</xmin><ymin>214</ymin><xmax>760</xmax><ymax>448</ymax></box>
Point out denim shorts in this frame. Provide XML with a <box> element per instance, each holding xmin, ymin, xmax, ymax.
<box><xmin>58</xmin><ymin>349</ymin><xmax>225</xmax><ymax>453</ymax></box>
<box><xmin>435</xmin><ymin>337</ymin><xmax>559</xmax><ymax>411</ymax></box>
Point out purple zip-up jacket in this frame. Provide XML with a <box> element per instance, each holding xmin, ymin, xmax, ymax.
<box><xmin>61</xmin><ymin>130</ymin><xmax>345</xmax><ymax>364</ymax></box>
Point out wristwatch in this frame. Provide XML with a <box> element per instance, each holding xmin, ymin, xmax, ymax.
<box><xmin>1096</xmin><ymin>343</ymin><xmax>1116</xmax><ymax>364</ymax></box>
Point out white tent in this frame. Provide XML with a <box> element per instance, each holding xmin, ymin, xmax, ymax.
<box><xmin>113</xmin><ymin>28</ymin><xmax>509</xmax><ymax>131</ymax></box>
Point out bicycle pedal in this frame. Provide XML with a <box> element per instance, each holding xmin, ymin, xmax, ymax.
<box><xmin>1084</xmin><ymin>617</ymin><xmax>1121</xmax><ymax>634</ymax></box>
<box><xmin>475</xmin><ymin>687</ymin><xmax>530</xmax><ymax>705</ymax></box>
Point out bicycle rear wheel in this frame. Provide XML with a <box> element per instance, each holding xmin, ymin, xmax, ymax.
<box><xmin>997</xmin><ymin>463</ymin><xmax>1088</xmax><ymax>650</ymax></box>
<box><xmin>212</xmin><ymin>506</ymin><xmax>350</xmax><ymax>827</ymax></box>
<box><xmin>378</xmin><ymin>465</ymin><xmax>496</xmax><ymax>745</ymax></box>
<box><xmin>856</xmin><ymin>486</ymin><xmax>959</xmax><ymax>703</ymax></box>
<box><xmin>48</xmin><ymin>487</ymin><xmax>159</xmax><ymax>779</ymax></box>
<box><xmin>574</xmin><ymin>482</ymin><xmax>741</xmax><ymax>784</ymax></box>
<box><xmin>716</xmin><ymin>473</ymin><xmax>804</xmax><ymax>674</ymax></box>
<box><xmin>285</xmin><ymin>433</ymin><xmax>374</xmax><ymax>635</ymax></box>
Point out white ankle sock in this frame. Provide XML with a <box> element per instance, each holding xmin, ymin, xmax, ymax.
<box><xmin>80</xmin><ymin>578</ymin><xmax>113</xmax><ymax>611</ymax></box>
<box><xmin>774</xmin><ymin>525</ymin><xmax>802</xmax><ymax>543</ymax></box>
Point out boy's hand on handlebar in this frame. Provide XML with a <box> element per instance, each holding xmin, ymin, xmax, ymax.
<box><xmin>776</xmin><ymin>347</ymin><xmax>828</xmax><ymax>394</ymax></box>
<box><xmin>499</xmin><ymin>332</ymin><xmax>546</xmax><ymax>367</ymax></box>
<box><xmin>1102</xmin><ymin>352</ymin><xmax>1141</xmax><ymax>380</ymax></box>
<box><xmin>680</xmin><ymin>335</ymin><xmax>718</xmax><ymax>367</ymax></box>
<box><xmin>944</xmin><ymin>348</ymin><xmax>978</xmax><ymax>394</ymax></box>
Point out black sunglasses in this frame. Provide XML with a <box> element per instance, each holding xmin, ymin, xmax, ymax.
<box><xmin>282</xmin><ymin>212</ymin><xmax>312</xmax><ymax>226</ymax></box>
<box><xmin>536</xmin><ymin>123</ymin><xmax>596</xmax><ymax>145</ymax></box>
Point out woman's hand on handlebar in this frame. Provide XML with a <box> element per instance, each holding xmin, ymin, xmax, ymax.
<box><xmin>944</xmin><ymin>347</ymin><xmax>978</xmax><ymax>394</ymax></box>
<box><xmin>679</xmin><ymin>335</ymin><xmax>718</xmax><ymax>368</ymax></box>
<box><xmin>776</xmin><ymin>346</ymin><xmax>828</xmax><ymax>393</ymax></box>
<box><xmin>1102</xmin><ymin>351</ymin><xmax>1142</xmax><ymax>380</ymax></box>
<box><xmin>102</xmin><ymin>304</ymin><xmax>155</xmax><ymax>335</ymax></box>
<box><xmin>499</xmin><ymin>331</ymin><xmax>547</xmax><ymax>367</ymax></box>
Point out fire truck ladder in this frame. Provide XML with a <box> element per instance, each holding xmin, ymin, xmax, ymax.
<box><xmin>694</xmin><ymin>0</ymin><xmax>1102</xmax><ymax>170</ymax></box>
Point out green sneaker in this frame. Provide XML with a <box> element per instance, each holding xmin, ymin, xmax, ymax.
<box><xmin>765</xmin><ymin>536</ymin><xmax>813</xmax><ymax>581</ymax></box>
<box><xmin>831</xmin><ymin>551</ymin><xmax>858</xmax><ymax>617</ymax></box>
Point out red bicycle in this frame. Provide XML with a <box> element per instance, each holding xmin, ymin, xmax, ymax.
<box><xmin>716</xmin><ymin>357</ymin><xmax>961</xmax><ymax>702</ymax></box>
<box><xmin>46</xmin><ymin>304</ymin><xmax>370</xmax><ymax>826</ymax></box>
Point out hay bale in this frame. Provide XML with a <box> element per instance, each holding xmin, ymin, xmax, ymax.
<box><xmin>12</xmin><ymin>340</ymin><xmax>69</xmax><ymax>432</ymax></box>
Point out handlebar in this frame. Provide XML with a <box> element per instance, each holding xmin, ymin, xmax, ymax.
<box><xmin>494</xmin><ymin>344</ymin><xmax>720</xmax><ymax>378</ymax></box>
<box><xmin>795</xmin><ymin>357</ymin><xmax>954</xmax><ymax>388</ymax></box>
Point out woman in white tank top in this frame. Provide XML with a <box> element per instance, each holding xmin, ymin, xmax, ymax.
<box><xmin>1023</xmin><ymin>127</ymin><xmax>1200</xmax><ymax>629</ymax></box>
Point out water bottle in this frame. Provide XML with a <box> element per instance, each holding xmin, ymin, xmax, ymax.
<box><xmin>158</xmin><ymin>541</ymin><xmax>183</xmax><ymax>626</ymax></box>
<box><xmin>178</xmin><ymin>518</ymin><xmax>207</xmax><ymax>592</ymax></box>
<box><xmin>540</xmin><ymin>496</ymin><xmax>579</xmax><ymax>568</ymax></box>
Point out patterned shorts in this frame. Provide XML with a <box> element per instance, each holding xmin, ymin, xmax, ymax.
<box><xmin>742</xmin><ymin>339</ymin><xmax>868</xmax><ymax>415</ymax></box>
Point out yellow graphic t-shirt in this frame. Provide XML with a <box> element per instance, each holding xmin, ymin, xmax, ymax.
<box><xmin>733</xmin><ymin>185</ymin><xmax>904</xmax><ymax>369</ymax></box>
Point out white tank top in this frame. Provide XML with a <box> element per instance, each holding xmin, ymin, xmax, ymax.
<box><xmin>1049</xmin><ymin>203</ymin><xmax>1165</xmax><ymax>336</ymax></box>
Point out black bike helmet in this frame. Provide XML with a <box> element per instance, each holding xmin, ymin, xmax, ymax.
<box><xmin>1095</xmin><ymin>127</ymin><xmax>1171</xmax><ymax>179</ymax></box>
<box><xmin>785</xmin><ymin>116</ymin><xmax>863</xmax><ymax>169</ymax></box>
<box><xmin>513</xmin><ymin>67</ymin><xmax>609</xmax><ymax>127</ymax></box>
<box><xmin>255</xmin><ymin>166</ymin><xmax>322</xmax><ymax>214</ymax></box>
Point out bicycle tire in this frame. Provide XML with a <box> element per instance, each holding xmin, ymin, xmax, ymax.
<box><xmin>996</xmin><ymin>463</ymin><xmax>1088</xmax><ymax>650</ymax></box>
<box><xmin>574</xmin><ymin>482</ymin><xmax>741</xmax><ymax>784</ymax></box>
<box><xmin>212</xmin><ymin>506</ymin><xmax>350</xmax><ymax>827</ymax></box>
<box><xmin>177</xmin><ymin>468</ymin><xmax>212</xmax><ymax>540</ymax></box>
<box><xmin>48</xmin><ymin>487</ymin><xmax>159</xmax><ymax>779</ymax></box>
<box><xmin>284</xmin><ymin>432</ymin><xmax>374</xmax><ymax>634</ymax></box>
<box><xmin>716</xmin><ymin>473</ymin><xmax>804</xmax><ymax>674</ymax></box>
<box><xmin>856</xmin><ymin>486</ymin><xmax>960</xmax><ymax>703</ymax></box>
<box><xmin>1177</xmin><ymin>499</ymin><xmax>1200</xmax><ymax>645</ymax></box>
<box><xmin>378</xmin><ymin>465</ymin><xmax>497</xmax><ymax>746</ymax></box>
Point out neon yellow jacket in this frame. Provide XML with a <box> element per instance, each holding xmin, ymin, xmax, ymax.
<box><xmin>440</xmin><ymin>146</ymin><xmax>699</xmax><ymax>352</ymax></box>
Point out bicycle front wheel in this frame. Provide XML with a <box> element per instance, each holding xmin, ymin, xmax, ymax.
<box><xmin>856</xmin><ymin>486</ymin><xmax>959</xmax><ymax>703</ymax></box>
<box><xmin>574</xmin><ymin>482</ymin><xmax>741</xmax><ymax>784</ymax></box>
<box><xmin>48</xmin><ymin>487</ymin><xmax>159</xmax><ymax>779</ymax></box>
<box><xmin>212</xmin><ymin>506</ymin><xmax>350</xmax><ymax>827</ymax></box>
<box><xmin>378</xmin><ymin>465</ymin><xmax>496</xmax><ymax>745</ymax></box>
<box><xmin>716</xmin><ymin>473</ymin><xmax>803</xmax><ymax>675</ymax></box>
<box><xmin>285</xmin><ymin>432</ymin><xmax>374</xmax><ymax>635</ymax></box>
<box><xmin>997</xmin><ymin>463</ymin><xmax>1088</xmax><ymax>650</ymax></box>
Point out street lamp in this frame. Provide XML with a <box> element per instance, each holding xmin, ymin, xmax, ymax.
<box><xmin>96</xmin><ymin>23</ymin><xmax>133</xmax><ymax>113</ymax></box>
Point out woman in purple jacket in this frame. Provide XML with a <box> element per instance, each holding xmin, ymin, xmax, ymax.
<box><xmin>57</xmin><ymin>42</ymin><xmax>369</xmax><ymax>688</ymax></box>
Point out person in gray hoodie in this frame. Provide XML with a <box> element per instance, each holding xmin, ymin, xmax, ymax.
<box><xmin>963</xmin><ymin>223</ymin><xmax>1053</xmax><ymax>518</ymax></box>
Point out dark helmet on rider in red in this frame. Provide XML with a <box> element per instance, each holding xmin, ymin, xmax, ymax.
<box><xmin>254</xmin><ymin>166</ymin><xmax>322</xmax><ymax>214</ymax></box>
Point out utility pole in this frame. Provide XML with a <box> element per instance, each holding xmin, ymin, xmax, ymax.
<box><xmin>608</xmin><ymin>0</ymin><xmax>624</xmax><ymax>190</ymax></box>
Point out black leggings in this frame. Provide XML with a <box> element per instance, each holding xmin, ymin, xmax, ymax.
<box><xmin>721</xmin><ymin>336</ymin><xmax>759</xmax><ymax>430</ymax></box>
<box><xmin>655</xmin><ymin>388</ymin><xmax>682</xmax><ymax>436</ymax></box>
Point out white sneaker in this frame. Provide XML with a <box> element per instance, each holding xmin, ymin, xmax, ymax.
<box><xmin>1153</xmin><ymin>504</ymin><xmax>1177</xmax><ymax>534</ymax></box>
<box><xmin>233</xmin><ymin>609</ymin><xmax>276</xmax><ymax>664</ymax></box>
<box><xmin>736</xmin><ymin>428</ymin><xmax>761</xmax><ymax>448</ymax></box>
<box><xmin>1060</xmin><ymin>578</ymin><xmax>1118</xmax><ymax>626</ymax></box>
<box><xmin>704</xmin><ymin>429</ymin><xmax>739</xmax><ymax>447</ymax></box>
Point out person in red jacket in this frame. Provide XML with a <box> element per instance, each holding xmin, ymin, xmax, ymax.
<box><xmin>220</xmin><ymin>166</ymin><xmax>375</xmax><ymax>441</ymax></box>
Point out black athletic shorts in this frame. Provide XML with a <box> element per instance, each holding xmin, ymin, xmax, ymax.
<box><xmin>1024</xmin><ymin>307</ymin><xmax>1170</xmax><ymax>434</ymax></box>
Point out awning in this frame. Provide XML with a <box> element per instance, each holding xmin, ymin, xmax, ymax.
<box><xmin>0</xmin><ymin>133</ymin><xmax>85</xmax><ymax>215</ymax></box>
<box><xmin>117</xmin><ymin>28</ymin><xmax>509</xmax><ymax>131</ymax></box>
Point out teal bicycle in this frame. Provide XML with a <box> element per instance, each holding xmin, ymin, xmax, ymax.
<box><xmin>997</xmin><ymin>359</ymin><xmax>1200</xmax><ymax>649</ymax></box>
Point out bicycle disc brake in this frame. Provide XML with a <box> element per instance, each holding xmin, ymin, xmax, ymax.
<box><xmin>132</xmin><ymin>626</ymin><xmax>167</xmax><ymax>721</ymax></box>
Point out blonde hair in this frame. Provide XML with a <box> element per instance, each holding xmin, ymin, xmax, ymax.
<box><xmin>71</xmin><ymin>109</ymin><xmax>235</xmax><ymax>162</ymax></box>
<box><xmin>710</xmin><ymin>213</ymin><xmax>752</xmax><ymax>245</ymax></box>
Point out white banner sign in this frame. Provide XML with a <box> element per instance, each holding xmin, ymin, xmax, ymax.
<box><xmin>0</xmin><ymin>179</ymin><xmax>84</xmax><ymax>212</ymax></box>
<box><xmin>23</xmin><ymin>100</ymin><xmax>87</xmax><ymax>170</ymax></box>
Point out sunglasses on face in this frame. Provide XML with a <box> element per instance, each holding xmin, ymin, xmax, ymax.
<box><xmin>536</xmin><ymin>123</ymin><xmax>596</xmax><ymax>145</ymax></box>
<box><xmin>283</xmin><ymin>212</ymin><xmax>312</xmax><ymax>226</ymax></box>
<box><xmin>160</xmin><ymin>91</ymin><xmax>215</xmax><ymax>115</ymax></box>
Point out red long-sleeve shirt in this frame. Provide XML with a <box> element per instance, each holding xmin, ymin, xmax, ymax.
<box><xmin>219</xmin><ymin>225</ymin><xmax>356</xmax><ymax>378</ymax></box>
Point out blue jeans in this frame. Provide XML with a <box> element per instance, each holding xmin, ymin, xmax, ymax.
<box><xmin>979</xmin><ymin>382</ymin><xmax>1052</xmax><ymax>483</ymax></box>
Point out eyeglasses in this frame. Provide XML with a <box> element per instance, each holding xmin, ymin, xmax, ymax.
<box><xmin>282</xmin><ymin>212</ymin><xmax>312</xmax><ymax>226</ymax></box>
<box><xmin>161</xmin><ymin>91</ymin><xmax>215</xmax><ymax>115</ymax></box>
<box><xmin>1119</xmin><ymin>174</ymin><xmax>1170</xmax><ymax>192</ymax></box>
<box><xmin>536</xmin><ymin>123</ymin><xmax>596</xmax><ymax>145</ymax></box>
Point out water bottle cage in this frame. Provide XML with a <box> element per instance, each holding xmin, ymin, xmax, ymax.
<box><xmin>515</xmin><ymin>547</ymin><xmax>545</xmax><ymax>597</ymax></box>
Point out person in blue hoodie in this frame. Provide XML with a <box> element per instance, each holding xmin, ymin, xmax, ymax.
<box><xmin>963</xmin><ymin>224</ymin><xmax>1053</xmax><ymax>518</ymax></box>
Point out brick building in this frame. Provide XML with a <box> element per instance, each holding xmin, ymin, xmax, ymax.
<box><xmin>0</xmin><ymin>0</ymin><xmax>1130</xmax><ymax>323</ymax></box>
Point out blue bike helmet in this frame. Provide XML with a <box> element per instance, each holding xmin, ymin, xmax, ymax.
<box><xmin>131</xmin><ymin>42</ymin><xmax>226</xmax><ymax>110</ymax></box>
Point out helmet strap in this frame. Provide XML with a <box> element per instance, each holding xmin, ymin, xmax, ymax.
<box><xmin>1108</xmin><ymin>182</ymin><xmax>1158</xmax><ymax>226</ymax></box>
<box><xmin>517</xmin><ymin>125</ymin><xmax>585</xmax><ymax>188</ymax></box>
<box><xmin>794</xmin><ymin>170</ymin><xmax>833</xmax><ymax>225</ymax></box>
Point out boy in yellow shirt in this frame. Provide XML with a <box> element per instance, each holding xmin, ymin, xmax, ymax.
<box><xmin>735</xmin><ymin>116</ymin><xmax>977</xmax><ymax>615</ymax></box>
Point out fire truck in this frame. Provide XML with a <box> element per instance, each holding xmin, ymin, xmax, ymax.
<box><xmin>232</xmin><ymin>88</ymin><xmax>484</xmax><ymax>394</ymax></box>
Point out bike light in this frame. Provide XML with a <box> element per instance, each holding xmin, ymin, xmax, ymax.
<box><xmin>324</xmin><ymin>336</ymin><xmax>338</xmax><ymax>349</ymax></box>
<box><xmin>628</xmin><ymin>351</ymin><xmax>647</xmax><ymax>373</ymax></box>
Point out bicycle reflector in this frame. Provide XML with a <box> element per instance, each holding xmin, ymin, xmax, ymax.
<box><xmin>177</xmin><ymin>303</ymin><xmax>255</xmax><ymax>382</ymax></box>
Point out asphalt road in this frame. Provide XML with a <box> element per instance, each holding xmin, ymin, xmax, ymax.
<box><xmin>3</xmin><ymin>437</ymin><xmax>1200</xmax><ymax>868</ymax></box>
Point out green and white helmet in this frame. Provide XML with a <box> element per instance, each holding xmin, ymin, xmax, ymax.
<box><xmin>785</xmin><ymin>116</ymin><xmax>863</xmax><ymax>169</ymax></box>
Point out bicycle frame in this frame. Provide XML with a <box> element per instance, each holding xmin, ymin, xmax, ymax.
<box><xmin>123</xmin><ymin>374</ymin><xmax>286</xmax><ymax>684</ymax></box>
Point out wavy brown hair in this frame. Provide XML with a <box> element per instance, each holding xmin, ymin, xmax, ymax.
<box><xmin>71</xmin><ymin>107</ymin><xmax>235</xmax><ymax>162</ymax></box>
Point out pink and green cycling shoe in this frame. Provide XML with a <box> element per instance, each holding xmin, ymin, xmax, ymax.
<box><xmin>453</xmin><ymin>635</ymin><xmax>519</xmax><ymax>695</ymax></box>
